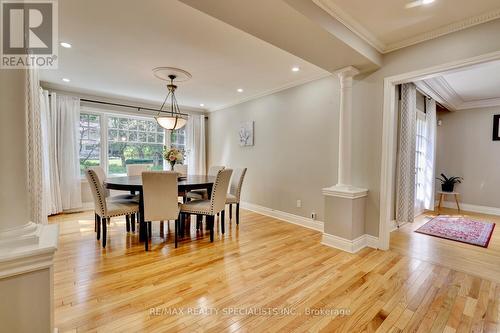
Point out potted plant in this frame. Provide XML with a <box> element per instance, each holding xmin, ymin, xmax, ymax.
<box><xmin>436</xmin><ymin>173</ymin><xmax>463</xmax><ymax>192</ymax></box>
<box><xmin>163</xmin><ymin>147</ymin><xmax>184</xmax><ymax>171</ymax></box>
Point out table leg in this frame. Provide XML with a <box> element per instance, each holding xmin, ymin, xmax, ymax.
<box><xmin>139</xmin><ymin>190</ymin><xmax>145</xmax><ymax>242</ymax></box>
<box><xmin>454</xmin><ymin>194</ymin><xmax>461</xmax><ymax>212</ymax></box>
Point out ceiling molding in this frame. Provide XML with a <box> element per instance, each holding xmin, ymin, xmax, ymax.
<box><xmin>416</xmin><ymin>76</ymin><xmax>500</xmax><ymax>111</ymax></box>
<box><xmin>208</xmin><ymin>72</ymin><xmax>332</xmax><ymax>112</ymax></box>
<box><xmin>312</xmin><ymin>0</ymin><xmax>386</xmax><ymax>53</ymax></box>
<box><xmin>313</xmin><ymin>0</ymin><xmax>500</xmax><ymax>54</ymax></box>
<box><xmin>385</xmin><ymin>8</ymin><xmax>500</xmax><ymax>53</ymax></box>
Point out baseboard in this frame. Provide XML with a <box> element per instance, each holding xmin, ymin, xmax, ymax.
<box><xmin>389</xmin><ymin>219</ymin><xmax>408</xmax><ymax>232</ymax></box>
<box><xmin>321</xmin><ymin>233</ymin><xmax>379</xmax><ymax>253</ymax></box>
<box><xmin>240</xmin><ymin>202</ymin><xmax>324</xmax><ymax>232</ymax></box>
<box><xmin>437</xmin><ymin>201</ymin><xmax>500</xmax><ymax>216</ymax></box>
<box><xmin>63</xmin><ymin>202</ymin><xmax>94</xmax><ymax>214</ymax></box>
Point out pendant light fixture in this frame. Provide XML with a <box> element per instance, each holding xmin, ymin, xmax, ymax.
<box><xmin>153</xmin><ymin>67</ymin><xmax>191</xmax><ymax>130</ymax></box>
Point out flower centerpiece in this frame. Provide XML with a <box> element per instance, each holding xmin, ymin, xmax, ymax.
<box><xmin>163</xmin><ymin>147</ymin><xmax>184</xmax><ymax>171</ymax></box>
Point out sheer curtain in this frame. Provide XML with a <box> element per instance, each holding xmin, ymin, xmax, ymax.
<box><xmin>186</xmin><ymin>114</ymin><xmax>206</xmax><ymax>175</ymax></box>
<box><xmin>423</xmin><ymin>98</ymin><xmax>437</xmax><ymax>210</ymax></box>
<box><xmin>395</xmin><ymin>83</ymin><xmax>417</xmax><ymax>224</ymax></box>
<box><xmin>40</xmin><ymin>91</ymin><xmax>82</xmax><ymax>214</ymax></box>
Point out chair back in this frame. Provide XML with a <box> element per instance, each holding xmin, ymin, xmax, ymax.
<box><xmin>229</xmin><ymin>168</ymin><xmax>247</xmax><ymax>202</ymax></box>
<box><xmin>209</xmin><ymin>169</ymin><xmax>233</xmax><ymax>214</ymax></box>
<box><xmin>208</xmin><ymin>165</ymin><xmax>225</xmax><ymax>177</ymax></box>
<box><xmin>85</xmin><ymin>168</ymin><xmax>107</xmax><ymax>216</ymax></box>
<box><xmin>173</xmin><ymin>164</ymin><xmax>188</xmax><ymax>177</ymax></box>
<box><xmin>88</xmin><ymin>166</ymin><xmax>110</xmax><ymax>197</ymax></box>
<box><xmin>126</xmin><ymin>164</ymin><xmax>152</xmax><ymax>176</ymax></box>
<box><xmin>142</xmin><ymin>171</ymin><xmax>179</xmax><ymax>221</ymax></box>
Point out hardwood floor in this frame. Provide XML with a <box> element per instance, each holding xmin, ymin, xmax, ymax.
<box><xmin>51</xmin><ymin>209</ymin><xmax>500</xmax><ymax>332</ymax></box>
<box><xmin>391</xmin><ymin>207</ymin><xmax>500</xmax><ymax>283</ymax></box>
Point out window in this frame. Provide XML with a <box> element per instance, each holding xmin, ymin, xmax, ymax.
<box><xmin>79</xmin><ymin>113</ymin><xmax>101</xmax><ymax>175</ymax></box>
<box><xmin>414</xmin><ymin>110</ymin><xmax>427</xmax><ymax>215</ymax></box>
<box><xmin>107</xmin><ymin>115</ymin><xmax>165</xmax><ymax>175</ymax></box>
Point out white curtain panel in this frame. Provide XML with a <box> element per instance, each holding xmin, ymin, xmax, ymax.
<box><xmin>186</xmin><ymin>114</ymin><xmax>206</xmax><ymax>175</ymax></box>
<box><xmin>55</xmin><ymin>95</ymin><xmax>82</xmax><ymax>210</ymax></box>
<box><xmin>396</xmin><ymin>83</ymin><xmax>417</xmax><ymax>224</ymax></box>
<box><xmin>423</xmin><ymin>98</ymin><xmax>437</xmax><ymax>210</ymax></box>
<box><xmin>26</xmin><ymin>69</ymin><xmax>46</xmax><ymax>224</ymax></box>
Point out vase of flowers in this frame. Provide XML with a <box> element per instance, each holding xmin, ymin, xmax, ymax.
<box><xmin>163</xmin><ymin>147</ymin><xmax>184</xmax><ymax>171</ymax></box>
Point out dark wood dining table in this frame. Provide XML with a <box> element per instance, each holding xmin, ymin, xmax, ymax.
<box><xmin>104</xmin><ymin>175</ymin><xmax>215</xmax><ymax>241</ymax></box>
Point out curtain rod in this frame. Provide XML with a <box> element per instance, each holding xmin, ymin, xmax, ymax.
<box><xmin>47</xmin><ymin>93</ymin><xmax>208</xmax><ymax>118</ymax></box>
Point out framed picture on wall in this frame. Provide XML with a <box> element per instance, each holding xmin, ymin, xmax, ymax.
<box><xmin>239</xmin><ymin>121</ymin><xmax>254</xmax><ymax>146</ymax></box>
<box><xmin>493</xmin><ymin>115</ymin><xmax>500</xmax><ymax>141</ymax></box>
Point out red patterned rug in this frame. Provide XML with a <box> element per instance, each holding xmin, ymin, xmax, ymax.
<box><xmin>415</xmin><ymin>215</ymin><xmax>496</xmax><ymax>248</ymax></box>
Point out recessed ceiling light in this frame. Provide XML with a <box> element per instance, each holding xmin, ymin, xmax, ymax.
<box><xmin>292</xmin><ymin>66</ymin><xmax>300</xmax><ymax>72</ymax></box>
<box><xmin>60</xmin><ymin>42</ymin><xmax>72</xmax><ymax>48</ymax></box>
<box><xmin>200</xmin><ymin>103</ymin><xmax>205</xmax><ymax>107</ymax></box>
<box><xmin>422</xmin><ymin>0</ymin><xmax>435</xmax><ymax>3</ymax></box>
<box><xmin>62</xmin><ymin>78</ymin><xmax>70</xmax><ymax>82</ymax></box>
<box><xmin>237</xmin><ymin>88</ymin><xmax>243</xmax><ymax>93</ymax></box>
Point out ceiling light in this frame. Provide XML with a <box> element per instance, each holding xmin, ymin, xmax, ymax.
<box><xmin>237</xmin><ymin>88</ymin><xmax>243</xmax><ymax>93</ymax></box>
<box><xmin>154</xmin><ymin>71</ymin><xmax>189</xmax><ymax>130</ymax></box>
<box><xmin>200</xmin><ymin>103</ymin><xmax>205</xmax><ymax>107</ymax></box>
<box><xmin>292</xmin><ymin>66</ymin><xmax>300</xmax><ymax>72</ymax></box>
<box><xmin>60</xmin><ymin>42</ymin><xmax>72</xmax><ymax>48</ymax></box>
<box><xmin>422</xmin><ymin>0</ymin><xmax>435</xmax><ymax>3</ymax></box>
<box><xmin>62</xmin><ymin>78</ymin><xmax>70</xmax><ymax>82</ymax></box>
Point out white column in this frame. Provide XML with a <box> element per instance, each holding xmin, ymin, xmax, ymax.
<box><xmin>0</xmin><ymin>69</ymin><xmax>58</xmax><ymax>332</ymax></box>
<box><xmin>336</xmin><ymin>66</ymin><xmax>359</xmax><ymax>188</ymax></box>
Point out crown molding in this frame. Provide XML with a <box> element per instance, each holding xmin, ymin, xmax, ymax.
<box><xmin>208</xmin><ymin>72</ymin><xmax>331</xmax><ymax>112</ymax></box>
<box><xmin>313</xmin><ymin>0</ymin><xmax>386</xmax><ymax>53</ymax></box>
<box><xmin>313</xmin><ymin>0</ymin><xmax>500</xmax><ymax>54</ymax></box>
<box><xmin>415</xmin><ymin>76</ymin><xmax>500</xmax><ymax>111</ymax></box>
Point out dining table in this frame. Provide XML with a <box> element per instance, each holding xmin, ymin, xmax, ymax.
<box><xmin>104</xmin><ymin>174</ymin><xmax>216</xmax><ymax>241</ymax></box>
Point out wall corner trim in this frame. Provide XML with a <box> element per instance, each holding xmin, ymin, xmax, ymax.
<box><xmin>321</xmin><ymin>233</ymin><xmax>379</xmax><ymax>253</ymax></box>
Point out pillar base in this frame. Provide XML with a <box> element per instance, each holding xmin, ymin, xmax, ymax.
<box><xmin>322</xmin><ymin>185</ymin><xmax>374</xmax><ymax>253</ymax></box>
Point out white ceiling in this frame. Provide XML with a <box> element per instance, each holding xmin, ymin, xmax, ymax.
<box><xmin>40</xmin><ymin>0</ymin><xmax>329</xmax><ymax>111</ymax></box>
<box><xmin>416</xmin><ymin>60</ymin><xmax>500</xmax><ymax>110</ymax></box>
<box><xmin>314</xmin><ymin>0</ymin><xmax>500</xmax><ymax>53</ymax></box>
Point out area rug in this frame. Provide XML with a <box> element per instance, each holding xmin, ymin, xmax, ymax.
<box><xmin>415</xmin><ymin>216</ymin><xmax>496</xmax><ymax>248</ymax></box>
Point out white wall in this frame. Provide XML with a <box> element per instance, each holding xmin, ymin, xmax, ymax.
<box><xmin>208</xmin><ymin>76</ymin><xmax>340</xmax><ymax>221</ymax></box>
<box><xmin>436</xmin><ymin>106</ymin><xmax>500</xmax><ymax>208</ymax></box>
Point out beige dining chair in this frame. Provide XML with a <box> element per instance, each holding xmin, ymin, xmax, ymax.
<box><xmin>180</xmin><ymin>169</ymin><xmax>233</xmax><ymax>242</ymax></box>
<box><xmin>85</xmin><ymin>169</ymin><xmax>139</xmax><ymax>248</ymax></box>
<box><xmin>88</xmin><ymin>166</ymin><xmax>138</xmax><ymax>233</ymax></box>
<box><xmin>186</xmin><ymin>165</ymin><xmax>225</xmax><ymax>200</ymax></box>
<box><xmin>126</xmin><ymin>163</ymin><xmax>153</xmax><ymax>176</ymax></box>
<box><xmin>142</xmin><ymin>171</ymin><xmax>181</xmax><ymax>250</ymax></box>
<box><xmin>226</xmin><ymin>168</ymin><xmax>247</xmax><ymax>225</ymax></box>
<box><xmin>173</xmin><ymin>164</ymin><xmax>188</xmax><ymax>177</ymax></box>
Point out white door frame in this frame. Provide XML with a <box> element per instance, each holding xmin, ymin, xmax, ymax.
<box><xmin>378</xmin><ymin>50</ymin><xmax>500</xmax><ymax>250</ymax></box>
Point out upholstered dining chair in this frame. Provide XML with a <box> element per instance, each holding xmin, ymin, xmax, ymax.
<box><xmin>186</xmin><ymin>165</ymin><xmax>225</xmax><ymax>200</ymax></box>
<box><xmin>85</xmin><ymin>169</ymin><xmax>139</xmax><ymax>248</ymax></box>
<box><xmin>126</xmin><ymin>163</ymin><xmax>153</xmax><ymax>176</ymax></box>
<box><xmin>226</xmin><ymin>168</ymin><xmax>247</xmax><ymax>225</ymax></box>
<box><xmin>88</xmin><ymin>166</ymin><xmax>138</xmax><ymax>232</ymax></box>
<box><xmin>173</xmin><ymin>164</ymin><xmax>188</xmax><ymax>177</ymax></box>
<box><xmin>180</xmin><ymin>169</ymin><xmax>233</xmax><ymax>242</ymax></box>
<box><xmin>142</xmin><ymin>171</ymin><xmax>181</xmax><ymax>250</ymax></box>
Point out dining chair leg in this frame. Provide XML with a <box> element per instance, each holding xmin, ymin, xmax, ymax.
<box><xmin>94</xmin><ymin>213</ymin><xmax>98</xmax><ymax>232</ymax></box>
<box><xmin>144</xmin><ymin>222</ymin><xmax>149</xmax><ymax>251</ymax></box>
<box><xmin>131</xmin><ymin>213</ymin><xmax>136</xmax><ymax>232</ymax></box>
<box><xmin>126</xmin><ymin>215</ymin><xmax>130</xmax><ymax>232</ymax></box>
<box><xmin>101</xmin><ymin>218</ymin><xmax>107</xmax><ymax>248</ymax></box>
<box><xmin>229</xmin><ymin>204</ymin><xmax>232</xmax><ymax>220</ymax></box>
<box><xmin>148</xmin><ymin>221</ymin><xmax>152</xmax><ymax>239</ymax></box>
<box><xmin>236</xmin><ymin>203</ymin><xmax>240</xmax><ymax>225</ymax></box>
<box><xmin>96</xmin><ymin>215</ymin><xmax>101</xmax><ymax>240</ymax></box>
<box><xmin>221</xmin><ymin>210</ymin><xmax>225</xmax><ymax>234</ymax></box>
<box><xmin>175</xmin><ymin>216</ymin><xmax>179</xmax><ymax>248</ymax></box>
<box><xmin>208</xmin><ymin>215</ymin><xmax>214</xmax><ymax>242</ymax></box>
<box><xmin>160</xmin><ymin>221</ymin><xmax>164</xmax><ymax>238</ymax></box>
<box><xmin>196</xmin><ymin>215</ymin><xmax>202</xmax><ymax>230</ymax></box>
